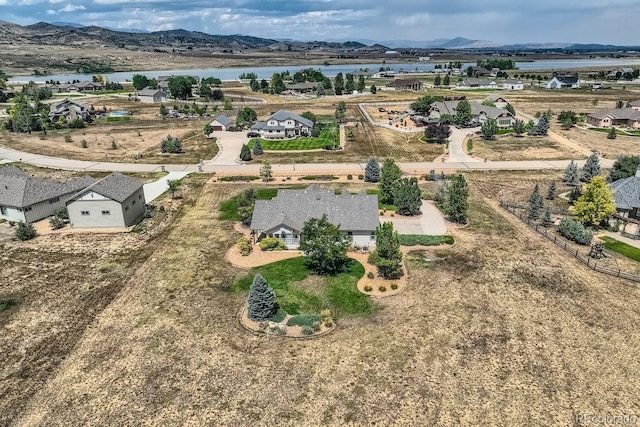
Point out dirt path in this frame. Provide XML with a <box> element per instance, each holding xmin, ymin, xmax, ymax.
<box><xmin>547</xmin><ymin>130</ymin><xmax>593</xmax><ymax>157</ymax></box>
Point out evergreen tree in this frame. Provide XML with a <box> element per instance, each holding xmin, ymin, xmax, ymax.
<box><xmin>528</xmin><ymin>114</ymin><xmax>549</xmax><ymax>136</ymax></box>
<box><xmin>608</xmin><ymin>155</ymin><xmax>640</xmax><ymax>182</ymax></box>
<box><xmin>563</xmin><ymin>160</ymin><xmax>579</xmax><ymax>186</ymax></box>
<box><xmin>434</xmin><ymin>74</ymin><xmax>442</xmax><ymax>86</ymax></box>
<box><xmin>546</xmin><ymin>181</ymin><xmax>557</xmax><ymax>200</ymax></box>
<box><xmin>447</xmin><ymin>174</ymin><xmax>469</xmax><ymax>224</ymax></box>
<box><xmin>574</xmin><ymin>176</ymin><xmax>616</xmax><ymax>227</ymax></box>
<box><xmin>357</xmin><ymin>75</ymin><xmax>366</xmax><ymax>92</ymax></box>
<box><xmin>260</xmin><ymin>160</ymin><xmax>273</xmax><ymax>182</ymax></box>
<box><xmin>480</xmin><ymin>119</ymin><xmax>498</xmax><ymax>140</ymax></box>
<box><xmin>541</xmin><ymin>207</ymin><xmax>553</xmax><ymax>228</ymax></box>
<box><xmin>505</xmin><ymin>103</ymin><xmax>516</xmax><ymax>116</ymax></box>
<box><xmin>334</xmin><ymin>72</ymin><xmax>345</xmax><ymax>95</ymax></box>
<box><xmin>393</xmin><ymin>178</ymin><xmax>422</xmax><ymax>216</ymax></box>
<box><xmin>240</xmin><ymin>144</ymin><xmax>252</xmax><ymax>161</ymax></box>
<box><xmin>370</xmin><ymin>222</ymin><xmax>403</xmax><ymax>279</ymax></box>
<box><xmin>246</xmin><ymin>274</ymin><xmax>277</xmax><ymax>321</ymax></box>
<box><xmin>581</xmin><ymin>153</ymin><xmax>601</xmax><ymax>182</ymax></box>
<box><xmin>513</xmin><ymin>119</ymin><xmax>525</xmax><ymax>136</ymax></box>
<box><xmin>316</xmin><ymin>82</ymin><xmax>325</xmax><ymax>96</ymax></box>
<box><xmin>370</xmin><ymin>84</ymin><xmax>377</xmax><ymax>94</ymax></box>
<box><xmin>454</xmin><ymin>100</ymin><xmax>472</xmax><ymax>127</ymax></box>
<box><xmin>607</xmin><ymin>126</ymin><xmax>617</xmax><ymax>139</ymax></box>
<box><xmin>379</xmin><ymin>158</ymin><xmax>403</xmax><ymax>205</ymax></box>
<box><xmin>528</xmin><ymin>185</ymin><xmax>544</xmax><ymax>220</ymax></box>
<box><xmin>252</xmin><ymin>140</ymin><xmax>264</xmax><ymax>155</ymax></box>
<box><xmin>15</xmin><ymin>221</ymin><xmax>37</xmax><ymax>241</ymax></box>
<box><xmin>364</xmin><ymin>157</ymin><xmax>380</xmax><ymax>183</ymax></box>
<box><xmin>443</xmin><ymin>74</ymin><xmax>450</xmax><ymax>86</ymax></box>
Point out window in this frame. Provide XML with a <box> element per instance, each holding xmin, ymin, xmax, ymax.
<box><xmin>24</xmin><ymin>206</ymin><xmax>32</xmax><ymax>212</ymax></box>
<box><xmin>125</xmin><ymin>206</ymin><xmax>129</xmax><ymax>211</ymax></box>
<box><xmin>81</xmin><ymin>211</ymin><xmax>90</xmax><ymax>216</ymax></box>
<box><xmin>0</xmin><ymin>206</ymin><xmax>6</xmax><ymax>215</ymax></box>
<box><xmin>132</xmin><ymin>200</ymin><xmax>136</xmax><ymax>205</ymax></box>
<box><xmin>101</xmin><ymin>210</ymin><xmax>110</xmax><ymax>215</ymax></box>
<box><xmin>370</xmin><ymin>232</ymin><xmax>376</xmax><ymax>240</ymax></box>
<box><xmin>347</xmin><ymin>231</ymin><xmax>353</xmax><ymax>241</ymax></box>
<box><xmin>138</xmin><ymin>194</ymin><xmax>142</xmax><ymax>200</ymax></box>
<box><xmin>49</xmin><ymin>197</ymin><xmax>60</xmax><ymax>204</ymax></box>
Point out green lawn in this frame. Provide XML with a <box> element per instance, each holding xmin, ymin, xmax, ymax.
<box><xmin>232</xmin><ymin>257</ymin><xmax>370</xmax><ymax>318</ymax></box>
<box><xmin>247</xmin><ymin>125</ymin><xmax>339</xmax><ymax>151</ymax></box>
<box><xmin>398</xmin><ymin>235</ymin><xmax>454</xmax><ymax>246</ymax></box>
<box><xmin>600</xmin><ymin>236</ymin><xmax>640</xmax><ymax>262</ymax></box>
<box><xmin>586</xmin><ymin>127</ymin><xmax>640</xmax><ymax>137</ymax></box>
<box><xmin>366</xmin><ymin>189</ymin><xmax>396</xmax><ymax>211</ymax></box>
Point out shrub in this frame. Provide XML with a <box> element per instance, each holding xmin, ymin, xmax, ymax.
<box><xmin>301</xmin><ymin>325</ymin><xmax>314</xmax><ymax>335</ymax></box>
<box><xmin>236</xmin><ymin>237</ymin><xmax>253</xmax><ymax>256</ymax></box>
<box><xmin>558</xmin><ymin>217</ymin><xmax>593</xmax><ymax>245</ymax></box>
<box><xmin>367</xmin><ymin>271</ymin><xmax>374</xmax><ymax>279</ymax></box>
<box><xmin>259</xmin><ymin>237</ymin><xmax>287</xmax><ymax>251</ymax></box>
<box><xmin>391</xmin><ymin>283</ymin><xmax>398</xmax><ymax>290</ymax></box>
<box><xmin>378</xmin><ymin>285</ymin><xmax>387</xmax><ymax>292</ymax></box>
<box><xmin>218</xmin><ymin>175</ymin><xmax>260</xmax><ymax>182</ymax></box>
<box><xmin>81</xmin><ymin>140</ymin><xmax>87</xmax><ymax>148</ymax></box>
<box><xmin>364</xmin><ymin>285</ymin><xmax>373</xmax><ymax>292</ymax></box>
<box><xmin>111</xmin><ymin>141</ymin><xmax>118</xmax><ymax>150</ymax></box>
<box><xmin>347</xmin><ymin>174</ymin><xmax>353</xmax><ymax>180</ymax></box>
<box><xmin>324</xmin><ymin>319</ymin><xmax>334</xmax><ymax>328</ymax></box>
<box><xmin>252</xmin><ymin>140</ymin><xmax>264</xmax><ymax>155</ymax></box>
<box><xmin>64</xmin><ymin>133</ymin><xmax>72</xmax><ymax>142</ymax></box>
<box><xmin>358</xmin><ymin>174</ymin><xmax>364</xmax><ymax>180</ymax></box>
<box><xmin>398</xmin><ymin>235</ymin><xmax>454</xmax><ymax>246</ymax></box>
<box><xmin>15</xmin><ymin>221</ymin><xmax>37</xmax><ymax>241</ymax></box>
<box><xmin>312</xmin><ymin>321</ymin><xmax>322</xmax><ymax>331</ymax></box>
<box><xmin>49</xmin><ymin>216</ymin><xmax>65</xmax><ymax>230</ymax></box>
<box><xmin>68</xmin><ymin>118</ymin><xmax>86</xmax><ymax>129</ymax></box>
<box><xmin>320</xmin><ymin>309</ymin><xmax>332</xmax><ymax>322</ymax></box>
<box><xmin>160</xmin><ymin>135</ymin><xmax>183</xmax><ymax>154</ymax></box>
<box><xmin>287</xmin><ymin>314</ymin><xmax>322</xmax><ymax>327</ymax></box>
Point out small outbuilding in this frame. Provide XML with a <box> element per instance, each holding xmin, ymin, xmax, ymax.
<box><xmin>209</xmin><ymin>115</ymin><xmax>233</xmax><ymax>131</ymax></box>
<box><xmin>66</xmin><ymin>172</ymin><xmax>146</xmax><ymax>228</ymax></box>
<box><xmin>138</xmin><ymin>87</ymin><xmax>167</xmax><ymax>103</ymax></box>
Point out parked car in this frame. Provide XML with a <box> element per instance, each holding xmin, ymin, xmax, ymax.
<box><xmin>247</xmin><ymin>131</ymin><xmax>260</xmax><ymax>137</ymax></box>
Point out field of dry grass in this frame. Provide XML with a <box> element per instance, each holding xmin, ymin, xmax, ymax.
<box><xmin>470</xmin><ymin>135</ymin><xmax>583</xmax><ymax>161</ymax></box>
<box><xmin>2</xmin><ymin>172</ymin><xmax>640</xmax><ymax>425</ymax></box>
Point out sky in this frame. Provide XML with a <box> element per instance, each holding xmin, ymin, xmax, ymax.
<box><xmin>2</xmin><ymin>0</ymin><xmax>640</xmax><ymax>46</ymax></box>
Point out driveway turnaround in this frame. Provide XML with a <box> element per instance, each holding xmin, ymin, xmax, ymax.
<box><xmin>381</xmin><ymin>201</ymin><xmax>448</xmax><ymax>235</ymax></box>
<box><xmin>205</xmin><ymin>131</ymin><xmax>248</xmax><ymax>166</ymax></box>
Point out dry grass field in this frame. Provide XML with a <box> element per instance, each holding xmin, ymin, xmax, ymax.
<box><xmin>2</xmin><ymin>172</ymin><xmax>640</xmax><ymax>426</ymax></box>
<box><xmin>470</xmin><ymin>135</ymin><xmax>583</xmax><ymax>161</ymax></box>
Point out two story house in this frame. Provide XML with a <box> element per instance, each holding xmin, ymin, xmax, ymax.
<box><xmin>250</xmin><ymin>110</ymin><xmax>314</xmax><ymax>139</ymax></box>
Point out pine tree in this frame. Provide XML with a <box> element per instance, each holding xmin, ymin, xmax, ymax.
<box><xmin>541</xmin><ymin>207</ymin><xmax>553</xmax><ymax>228</ymax></box>
<box><xmin>240</xmin><ymin>144</ymin><xmax>252</xmax><ymax>161</ymax></box>
<box><xmin>546</xmin><ymin>181</ymin><xmax>557</xmax><ymax>200</ymax></box>
<box><xmin>246</xmin><ymin>274</ymin><xmax>277</xmax><ymax>321</ymax></box>
<box><xmin>379</xmin><ymin>158</ymin><xmax>402</xmax><ymax>205</ymax></box>
<box><xmin>505</xmin><ymin>103</ymin><xmax>516</xmax><ymax>116</ymax></box>
<box><xmin>607</xmin><ymin>126</ymin><xmax>617</xmax><ymax>139</ymax></box>
<box><xmin>454</xmin><ymin>100</ymin><xmax>472</xmax><ymax>127</ymax></box>
<box><xmin>581</xmin><ymin>153</ymin><xmax>601</xmax><ymax>182</ymax></box>
<box><xmin>528</xmin><ymin>114</ymin><xmax>549</xmax><ymax>136</ymax></box>
<box><xmin>528</xmin><ymin>185</ymin><xmax>544</xmax><ymax>220</ymax></box>
<box><xmin>252</xmin><ymin>140</ymin><xmax>264</xmax><ymax>155</ymax></box>
<box><xmin>443</xmin><ymin>74</ymin><xmax>450</xmax><ymax>86</ymax></box>
<box><xmin>447</xmin><ymin>174</ymin><xmax>469</xmax><ymax>224</ymax></box>
<box><xmin>393</xmin><ymin>178</ymin><xmax>422</xmax><ymax>216</ymax></box>
<box><xmin>15</xmin><ymin>221</ymin><xmax>37</xmax><ymax>241</ymax></box>
<box><xmin>434</xmin><ymin>74</ymin><xmax>442</xmax><ymax>86</ymax></box>
<box><xmin>563</xmin><ymin>160</ymin><xmax>579</xmax><ymax>186</ymax></box>
<box><xmin>364</xmin><ymin>157</ymin><xmax>380</xmax><ymax>183</ymax></box>
<box><xmin>513</xmin><ymin>119</ymin><xmax>525</xmax><ymax>137</ymax></box>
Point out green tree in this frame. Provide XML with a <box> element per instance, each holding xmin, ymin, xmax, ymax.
<box><xmin>370</xmin><ymin>84</ymin><xmax>377</xmax><ymax>94</ymax></box>
<box><xmin>334</xmin><ymin>72</ymin><xmax>345</xmax><ymax>95</ymax></box>
<box><xmin>505</xmin><ymin>103</ymin><xmax>516</xmax><ymax>116</ymax></box>
<box><xmin>364</xmin><ymin>157</ymin><xmax>380</xmax><ymax>183</ymax></box>
<box><xmin>410</xmin><ymin>95</ymin><xmax>444</xmax><ymax>114</ymax></box>
<box><xmin>616</xmin><ymin>100</ymin><xmax>624</xmax><ymax>109</ymax></box>
<box><xmin>132</xmin><ymin>74</ymin><xmax>150</xmax><ymax>90</ymax></box>
<box><xmin>345</xmin><ymin>73</ymin><xmax>355</xmax><ymax>93</ymax></box>
<box><xmin>558</xmin><ymin>110</ymin><xmax>578</xmax><ymax>125</ymax></box>
<box><xmin>335</xmin><ymin>101</ymin><xmax>347</xmax><ymax>123</ymax></box>
<box><xmin>563</xmin><ymin>160</ymin><xmax>579</xmax><ymax>186</ymax></box>
<box><xmin>480</xmin><ymin>118</ymin><xmax>498</xmax><ymax>140</ymax></box>
<box><xmin>260</xmin><ymin>160</ymin><xmax>273</xmax><ymax>182</ymax></box>
<box><xmin>299</xmin><ymin>215</ymin><xmax>351</xmax><ymax>276</ymax></box>
<box><xmin>301</xmin><ymin>111</ymin><xmax>317</xmax><ymax>126</ymax></box>
<box><xmin>434</xmin><ymin>74</ymin><xmax>442</xmax><ymax>86</ymax></box>
<box><xmin>357</xmin><ymin>75</ymin><xmax>366</xmax><ymax>92</ymax></box>
<box><xmin>454</xmin><ymin>100</ymin><xmax>472</xmax><ymax>127</ymax></box>
<box><xmin>608</xmin><ymin>155</ymin><xmax>640</xmax><ymax>182</ymax></box>
<box><xmin>443</xmin><ymin>74</ymin><xmax>450</xmax><ymax>86</ymax></box>
<box><xmin>167</xmin><ymin>76</ymin><xmax>196</xmax><ymax>100</ymax></box>
<box><xmin>513</xmin><ymin>119</ymin><xmax>525</xmax><ymax>137</ymax></box>
<box><xmin>393</xmin><ymin>178</ymin><xmax>422</xmax><ymax>216</ymax></box>
<box><xmin>15</xmin><ymin>221</ymin><xmax>37</xmax><ymax>241</ymax></box>
<box><xmin>607</xmin><ymin>126</ymin><xmax>617</xmax><ymax>139</ymax></box>
<box><xmin>467</xmin><ymin>139</ymin><xmax>473</xmax><ymax>153</ymax></box>
<box><xmin>270</xmin><ymin>73</ymin><xmax>285</xmax><ymax>94</ymax></box>
<box><xmin>199</xmin><ymin>83</ymin><xmax>212</xmax><ymax>100</ymax></box>
<box><xmin>240</xmin><ymin>144</ymin><xmax>252</xmax><ymax>161</ymax></box>
<box><xmin>252</xmin><ymin>140</ymin><xmax>264</xmax><ymax>155</ymax></box>
<box><xmin>379</xmin><ymin>158</ymin><xmax>402</xmax><ymax>205</ymax></box>
<box><xmin>203</xmin><ymin>123</ymin><xmax>213</xmax><ymax>136</ymax></box>
<box><xmin>249</xmin><ymin>78</ymin><xmax>260</xmax><ymax>92</ymax></box>
<box><xmin>528</xmin><ymin>114</ymin><xmax>550</xmax><ymax>136</ymax></box>
<box><xmin>581</xmin><ymin>153</ymin><xmax>601</xmax><ymax>183</ymax></box>
<box><xmin>159</xmin><ymin>103</ymin><xmax>168</xmax><ymax>117</ymax></box>
<box><xmin>446</xmin><ymin>174</ymin><xmax>469</xmax><ymax>224</ymax></box>
<box><xmin>247</xmin><ymin>274</ymin><xmax>277</xmax><ymax>321</ymax></box>
<box><xmin>546</xmin><ymin>181</ymin><xmax>557</xmax><ymax>200</ymax></box>
<box><xmin>370</xmin><ymin>222</ymin><xmax>403</xmax><ymax>279</ymax></box>
<box><xmin>237</xmin><ymin>107</ymin><xmax>257</xmax><ymax>128</ymax></box>
<box><xmin>223</xmin><ymin>98</ymin><xmax>233</xmax><ymax>110</ymax></box>
<box><xmin>561</xmin><ymin>117</ymin><xmax>574</xmax><ymax>130</ymax></box>
<box><xmin>160</xmin><ymin>135</ymin><xmax>183</xmax><ymax>154</ymax></box>
<box><xmin>167</xmin><ymin>179</ymin><xmax>182</xmax><ymax>199</ymax></box>
<box><xmin>574</xmin><ymin>176</ymin><xmax>616</xmax><ymax>226</ymax></box>
<box><xmin>316</xmin><ymin>82</ymin><xmax>325</xmax><ymax>96</ymax></box>
<box><xmin>541</xmin><ymin>207</ymin><xmax>553</xmax><ymax>228</ymax></box>
<box><xmin>528</xmin><ymin>184</ymin><xmax>544</xmax><ymax>220</ymax></box>
<box><xmin>8</xmin><ymin>93</ymin><xmax>37</xmax><ymax>133</ymax></box>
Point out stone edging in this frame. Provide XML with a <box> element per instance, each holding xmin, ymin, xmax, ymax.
<box><xmin>236</xmin><ymin>306</ymin><xmax>336</xmax><ymax>340</ymax></box>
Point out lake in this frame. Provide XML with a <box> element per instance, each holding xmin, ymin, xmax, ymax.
<box><xmin>8</xmin><ymin>59</ymin><xmax>640</xmax><ymax>84</ymax></box>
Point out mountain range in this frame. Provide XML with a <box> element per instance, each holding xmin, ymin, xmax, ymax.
<box><xmin>1</xmin><ymin>20</ymin><xmax>639</xmax><ymax>52</ymax></box>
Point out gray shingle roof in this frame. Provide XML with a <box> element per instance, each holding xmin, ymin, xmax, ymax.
<box><xmin>430</xmin><ymin>100</ymin><xmax>513</xmax><ymax>120</ymax></box>
<box><xmin>630</xmin><ymin>100</ymin><xmax>640</xmax><ymax>107</ymax></box>
<box><xmin>69</xmin><ymin>172</ymin><xmax>143</xmax><ymax>203</ymax></box>
<box><xmin>0</xmin><ymin>166</ymin><xmax>95</xmax><ymax>208</ymax></box>
<box><xmin>250</xmin><ymin>185</ymin><xmax>379</xmax><ymax>233</ymax></box>
<box><xmin>589</xmin><ymin>108</ymin><xmax>640</xmax><ymax>121</ymax></box>
<box><xmin>212</xmin><ymin>115</ymin><xmax>232</xmax><ymax>126</ymax></box>
<box><xmin>268</xmin><ymin>110</ymin><xmax>314</xmax><ymax>128</ymax></box>
<box><xmin>610</xmin><ymin>175</ymin><xmax>640</xmax><ymax>210</ymax></box>
<box><xmin>138</xmin><ymin>87</ymin><xmax>166</xmax><ymax>97</ymax></box>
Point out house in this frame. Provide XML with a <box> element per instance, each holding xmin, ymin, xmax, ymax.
<box><xmin>250</xmin><ymin>185</ymin><xmax>379</xmax><ymax>249</ymax></box>
<box><xmin>546</xmin><ymin>71</ymin><xmax>580</xmax><ymax>89</ymax></box>
<box><xmin>456</xmin><ymin>78</ymin><xmax>497</xmax><ymax>89</ymax></box>
<box><xmin>607</xmin><ymin>68</ymin><xmax>635</xmax><ymax>79</ymax></box>
<box><xmin>586</xmin><ymin>108</ymin><xmax>640</xmax><ymax>128</ymax></box>
<box><xmin>385</xmin><ymin>79</ymin><xmax>423</xmax><ymax>91</ymax></box>
<box><xmin>75</xmin><ymin>81</ymin><xmax>103</xmax><ymax>92</ymax></box>
<box><xmin>284</xmin><ymin>82</ymin><xmax>318</xmax><ymax>94</ymax></box>
<box><xmin>467</xmin><ymin>66</ymin><xmax>491</xmax><ymax>77</ymax></box>
<box><xmin>428</xmin><ymin>100</ymin><xmax>515</xmax><ymax>127</ymax></box>
<box><xmin>138</xmin><ymin>87</ymin><xmax>167</xmax><ymax>103</ymax></box>
<box><xmin>502</xmin><ymin>79</ymin><xmax>524</xmax><ymax>90</ymax></box>
<box><xmin>0</xmin><ymin>165</ymin><xmax>95</xmax><ymax>223</ymax></box>
<box><xmin>49</xmin><ymin>98</ymin><xmax>93</xmax><ymax>123</ymax></box>
<box><xmin>484</xmin><ymin>94</ymin><xmax>508</xmax><ymax>109</ymax></box>
<box><xmin>66</xmin><ymin>172</ymin><xmax>146</xmax><ymax>228</ymax></box>
<box><xmin>209</xmin><ymin>115</ymin><xmax>233</xmax><ymax>131</ymax></box>
<box><xmin>609</xmin><ymin>167</ymin><xmax>640</xmax><ymax>219</ymax></box>
<box><xmin>250</xmin><ymin>110</ymin><xmax>314</xmax><ymax>139</ymax></box>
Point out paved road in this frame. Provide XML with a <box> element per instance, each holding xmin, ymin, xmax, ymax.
<box><xmin>0</xmin><ymin>132</ymin><xmax>614</xmax><ymax>175</ymax></box>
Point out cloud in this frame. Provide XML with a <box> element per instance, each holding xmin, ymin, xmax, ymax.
<box><xmin>59</xmin><ymin>3</ymin><xmax>86</xmax><ymax>12</ymax></box>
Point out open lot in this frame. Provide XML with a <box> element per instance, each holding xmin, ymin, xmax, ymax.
<box><xmin>2</xmin><ymin>174</ymin><xmax>640</xmax><ymax>425</ymax></box>
<box><xmin>470</xmin><ymin>135</ymin><xmax>584</xmax><ymax>161</ymax></box>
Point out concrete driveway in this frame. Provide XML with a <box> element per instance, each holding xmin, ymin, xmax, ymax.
<box><xmin>143</xmin><ymin>171</ymin><xmax>190</xmax><ymax>202</ymax></box>
<box><xmin>446</xmin><ymin>126</ymin><xmax>480</xmax><ymax>163</ymax></box>
<box><xmin>381</xmin><ymin>201</ymin><xmax>448</xmax><ymax>235</ymax></box>
<box><xmin>205</xmin><ymin>131</ymin><xmax>249</xmax><ymax>166</ymax></box>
